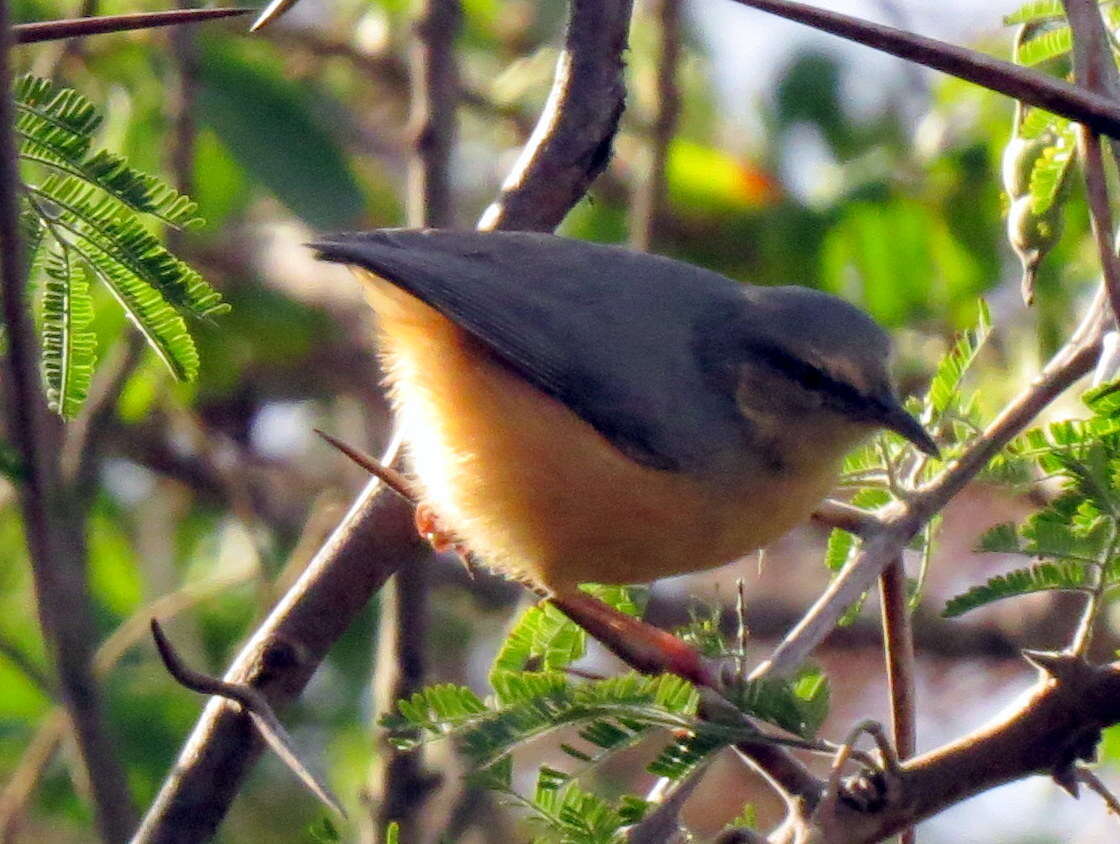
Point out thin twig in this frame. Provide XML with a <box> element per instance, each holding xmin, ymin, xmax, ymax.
<box><xmin>1078</xmin><ymin>766</ymin><xmax>1120</xmax><ymax>817</ymax></box>
<box><xmin>729</xmin><ymin>0</ymin><xmax>1120</xmax><ymax>138</ymax></box>
<box><xmin>13</xmin><ymin>8</ymin><xmax>251</xmax><ymax>44</ymax></box>
<box><xmin>149</xmin><ymin>620</ymin><xmax>344</xmax><ymax>817</ymax></box>
<box><xmin>878</xmin><ymin>557</ymin><xmax>916</xmax><ymax>843</ymax></box>
<box><xmin>0</xmin><ymin>3</ymin><xmax>135</xmax><ymax>838</ymax></box>
<box><xmin>1064</xmin><ymin>0</ymin><xmax>1120</xmax><ymax>326</ymax></box>
<box><xmin>630</xmin><ymin>0</ymin><xmax>682</xmax><ymax>251</ymax></box>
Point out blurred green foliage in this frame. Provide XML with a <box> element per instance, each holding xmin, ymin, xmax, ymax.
<box><xmin>0</xmin><ymin>1</ymin><xmax>1111</xmax><ymax>841</ymax></box>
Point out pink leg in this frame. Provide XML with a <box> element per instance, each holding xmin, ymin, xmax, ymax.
<box><xmin>549</xmin><ymin>591</ymin><xmax>717</xmax><ymax>688</ymax></box>
<box><xmin>414</xmin><ymin>503</ymin><xmax>472</xmax><ymax>559</ymax></box>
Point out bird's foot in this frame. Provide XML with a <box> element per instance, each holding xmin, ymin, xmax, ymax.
<box><xmin>414</xmin><ymin>503</ymin><xmax>473</xmax><ymax>560</ymax></box>
<box><xmin>549</xmin><ymin>591</ymin><xmax>718</xmax><ymax>688</ymax></box>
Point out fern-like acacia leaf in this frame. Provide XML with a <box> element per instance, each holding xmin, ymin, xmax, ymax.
<box><xmin>34</xmin><ymin>174</ymin><xmax>226</xmax><ymax>319</ymax></box>
<box><xmin>942</xmin><ymin>561</ymin><xmax>1088</xmax><ymax>618</ymax></box>
<box><xmin>41</xmin><ymin>248</ymin><xmax>96</xmax><ymax>419</ymax></box>
<box><xmin>1004</xmin><ymin>0</ymin><xmax>1066</xmax><ymax>24</ymax></box>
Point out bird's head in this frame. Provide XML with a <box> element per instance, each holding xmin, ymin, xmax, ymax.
<box><xmin>723</xmin><ymin>285</ymin><xmax>938</xmax><ymax>460</ymax></box>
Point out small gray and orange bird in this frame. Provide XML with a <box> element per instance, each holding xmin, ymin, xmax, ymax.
<box><xmin>313</xmin><ymin>229</ymin><xmax>936</xmax><ymax>597</ymax></box>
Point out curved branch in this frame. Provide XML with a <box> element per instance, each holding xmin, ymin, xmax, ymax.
<box><xmin>478</xmin><ymin>0</ymin><xmax>634</xmax><ymax>232</ymax></box>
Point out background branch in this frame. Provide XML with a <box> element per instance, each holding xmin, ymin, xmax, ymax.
<box><xmin>630</xmin><ymin>0</ymin><xmax>682</xmax><ymax>251</ymax></box>
<box><xmin>368</xmin><ymin>3</ymin><xmax>461</xmax><ymax>837</ymax></box>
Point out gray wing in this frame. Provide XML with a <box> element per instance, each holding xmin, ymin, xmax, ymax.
<box><xmin>311</xmin><ymin>229</ymin><xmax>750</xmax><ymax>473</ymax></box>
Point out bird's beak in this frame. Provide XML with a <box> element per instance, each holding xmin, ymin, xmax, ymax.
<box><xmin>877</xmin><ymin>399</ymin><xmax>940</xmax><ymax>458</ymax></box>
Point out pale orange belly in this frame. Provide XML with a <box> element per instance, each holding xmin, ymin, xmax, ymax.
<box><xmin>363</xmin><ymin>273</ymin><xmax>838</xmax><ymax>594</ymax></box>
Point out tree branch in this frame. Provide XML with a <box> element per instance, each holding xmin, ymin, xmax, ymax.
<box><xmin>878</xmin><ymin>557</ymin><xmax>916</xmax><ymax>844</ymax></box>
<box><xmin>12</xmin><ymin>8</ymin><xmax>251</xmax><ymax>45</ymax></box>
<box><xmin>790</xmin><ymin>657</ymin><xmax>1120</xmax><ymax>842</ymax></box>
<box><xmin>728</xmin><ymin>0</ymin><xmax>1120</xmax><ymax>138</ymax></box>
<box><xmin>478</xmin><ymin>0</ymin><xmax>634</xmax><ymax>232</ymax></box>
<box><xmin>630</xmin><ymin>0</ymin><xmax>682</xmax><ymax>251</ymax></box>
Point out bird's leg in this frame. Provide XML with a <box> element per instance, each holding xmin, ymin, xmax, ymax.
<box><xmin>549</xmin><ymin>591</ymin><xmax>718</xmax><ymax>689</ymax></box>
<box><xmin>414</xmin><ymin>503</ymin><xmax>468</xmax><ymax>555</ymax></box>
<box><xmin>413</xmin><ymin>503</ymin><xmax>481</xmax><ymax>580</ymax></box>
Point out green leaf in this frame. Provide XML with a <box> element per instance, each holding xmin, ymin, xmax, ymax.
<box><xmin>824</xmin><ymin>528</ymin><xmax>857</xmax><ymax>572</ymax></box>
<box><xmin>1004</xmin><ymin>0</ymin><xmax>1065</xmax><ymax>25</ymax></box>
<box><xmin>647</xmin><ymin>726</ymin><xmax>727</xmax><ymax>781</ymax></box>
<box><xmin>390</xmin><ymin>682</ymin><xmax>488</xmax><ymax>735</ymax></box>
<box><xmin>927</xmin><ymin>299</ymin><xmax>991</xmax><ymax>417</ymax></box>
<box><xmin>40</xmin><ymin>248</ymin><xmax>96</xmax><ymax>419</ymax></box>
<box><xmin>675</xmin><ymin>602</ymin><xmax>729</xmax><ymax>659</ymax></box>
<box><xmin>308</xmin><ymin>817</ymin><xmax>341</xmax><ymax>843</ymax></box>
<box><xmin>1018</xmin><ymin>108</ymin><xmax>1069</xmax><ymax>141</ymax></box>
<box><xmin>459</xmin><ymin>674</ymin><xmax>698</xmax><ymax>772</ymax></box>
<box><xmin>943</xmin><ymin>561</ymin><xmax>1089</xmax><ymax>617</ymax></box>
<box><xmin>527</xmin><ymin>769</ymin><xmax>630</xmax><ymax>843</ymax></box>
<box><xmin>1016</xmin><ymin>26</ymin><xmax>1071</xmax><ymax>66</ymax></box>
<box><xmin>490</xmin><ymin>602</ymin><xmax>586</xmax><ymax>686</ymax></box>
<box><xmin>1084</xmin><ymin>380</ymin><xmax>1120</xmax><ymax>418</ymax></box>
<box><xmin>580</xmin><ymin>584</ymin><xmax>646</xmax><ymax>617</ymax></box>
<box><xmin>976</xmin><ymin>522</ymin><xmax>1022</xmax><ymax>554</ymax></box>
<box><xmin>14</xmin><ymin>77</ymin><xmax>200</xmax><ymax>227</ymax></box>
<box><xmin>12</xmin><ymin>74</ymin><xmax>229</xmax><ymax>398</ymax></box>
<box><xmin>31</xmin><ymin>173</ymin><xmax>226</xmax><ymax>320</ymax></box>
<box><xmin>1028</xmin><ymin>123</ymin><xmax>1075</xmax><ymax>215</ymax></box>
<box><xmin>13</xmin><ymin>75</ymin><xmax>99</xmax><ymax>156</ymax></box>
<box><xmin>725</xmin><ymin>803</ymin><xmax>759</xmax><ymax>832</ymax></box>
<box><xmin>722</xmin><ymin>666</ymin><xmax>830</xmax><ymax>739</ymax></box>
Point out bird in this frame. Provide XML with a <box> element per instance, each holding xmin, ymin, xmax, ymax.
<box><xmin>312</xmin><ymin>229</ymin><xmax>937</xmax><ymax>598</ymax></box>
